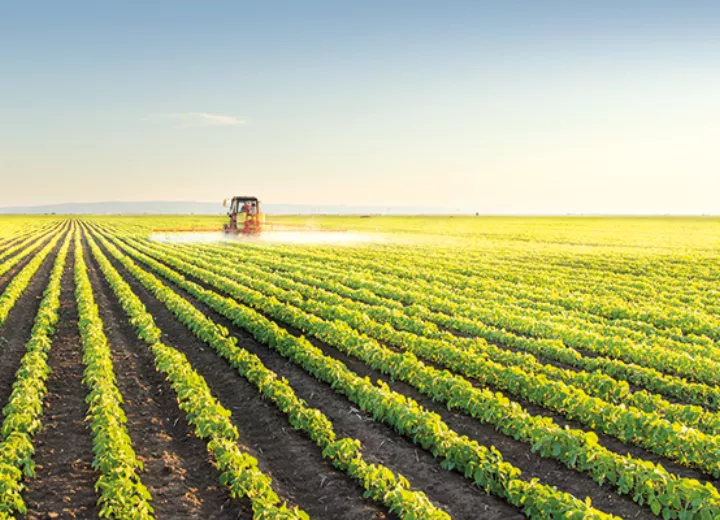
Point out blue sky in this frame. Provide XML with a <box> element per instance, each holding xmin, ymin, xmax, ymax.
<box><xmin>1</xmin><ymin>1</ymin><xmax>719</xmax><ymax>213</ymax></box>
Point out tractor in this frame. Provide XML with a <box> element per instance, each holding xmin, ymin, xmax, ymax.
<box><xmin>223</xmin><ymin>196</ymin><xmax>262</xmax><ymax>234</ymax></box>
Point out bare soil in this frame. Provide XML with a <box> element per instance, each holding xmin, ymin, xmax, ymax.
<box><xmin>24</xmin><ymin>241</ymin><xmax>100</xmax><ymax>519</ymax></box>
<box><xmin>0</xmin><ymin>239</ymin><xmax>58</xmax><ymax>414</ymax></box>
<box><xmin>0</xmin><ymin>237</ymin><xmax>53</xmax><ymax>293</ymax></box>
<box><xmin>101</xmin><ymin>238</ymin><xmax>664</xmax><ymax>520</ymax></box>
<box><xmin>95</xmin><ymin>237</ymin><xmax>391</xmax><ymax>519</ymax></box>
<box><xmin>85</xmin><ymin>242</ymin><xmax>252</xmax><ymax>519</ymax></box>
<box><xmin>8</xmin><ymin>227</ymin><xmax>704</xmax><ymax>520</ymax></box>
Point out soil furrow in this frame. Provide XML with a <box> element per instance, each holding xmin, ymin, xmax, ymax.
<box><xmin>97</xmin><ymin>239</ymin><xmax>390</xmax><ymax>520</ymax></box>
<box><xmin>201</xmin><ymin>256</ymin><xmax>715</xmax><ymax>483</ymax></box>
<box><xmin>0</xmin><ymin>235</ymin><xmax>54</xmax><ymax>293</ymax></box>
<box><xmin>0</xmin><ymin>239</ymin><xmax>59</xmax><ymax>413</ymax></box>
<box><xmin>112</xmin><ymin>257</ymin><xmax>524</xmax><ymax>519</ymax></box>
<box><xmin>443</xmin><ymin>325</ymin><xmax>704</xmax><ymax>406</ymax></box>
<box><xmin>0</xmin><ymin>234</ymin><xmax>27</xmax><ymax>254</ymax></box>
<box><xmin>363</xmin><ymin>323</ymin><xmax>713</xmax><ymax>484</ymax></box>
<box><xmin>84</xmin><ymin>238</ymin><xmax>251</xmax><ymax>519</ymax></box>
<box><xmin>24</xmin><ymin>241</ymin><xmax>99</xmax><ymax>519</ymax></box>
<box><xmin>256</xmin><ymin>257</ymin><xmax>712</xmax><ymax>401</ymax></box>
<box><xmin>108</xmin><ymin>239</ymin><xmax>657</xmax><ymax>519</ymax></box>
<box><xmin>247</xmin><ymin>258</ymin><xmax>706</xmax><ymax>407</ymax></box>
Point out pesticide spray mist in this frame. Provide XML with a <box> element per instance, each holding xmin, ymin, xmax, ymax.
<box><xmin>149</xmin><ymin>230</ymin><xmax>384</xmax><ymax>246</ymax></box>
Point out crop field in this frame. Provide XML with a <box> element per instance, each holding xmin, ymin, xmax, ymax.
<box><xmin>1</xmin><ymin>216</ymin><xmax>720</xmax><ymax>520</ymax></box>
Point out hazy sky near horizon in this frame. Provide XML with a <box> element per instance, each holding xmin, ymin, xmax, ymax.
<box><xmin>1</xmin><ymin>1</ymin><xmax>719</xmax><ymax>213</ymax></box>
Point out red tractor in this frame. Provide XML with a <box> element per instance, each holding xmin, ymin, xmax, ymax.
<box><xmin>223</xmin><ymin>196</ymin><xmax>262</xmax><ymax>234</ymax></box>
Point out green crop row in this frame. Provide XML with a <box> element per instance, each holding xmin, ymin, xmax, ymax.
<box><xmin>0</xmin><ymin>222</ymin><xmax>67</xmax><ymax>265</ymax></box>
<box><xmin>233</xmin><ymin>242</ymin><xmax>720</xmax><ymax>363</ymax></box>
<box><xmin>0</xmin><ymin>229</ymin><xmax>66</xmax><ymax>328</ymax></box>
<box><xmin>83</xmin><ymin>228</ymin><xmax>453</xmax><ymax>520</ymax></box>
<box><xmin>140</xmin><ymin>238</ymin><xmax>720</xmax><ymax>477</ymax></box>
<box><xmin>217</xmin><ymin>242</ymin><xmax>720</xmax><ymax>410</ymax></box>
<box><xmin>221</xmin><ymin>240</ymin><xmax>720</xmax><ymax>362</ymax></box>
<box><xmin>84</xmin><ymin>232</ymin><xmax>310</xmax><ymax>519</ymax></box>
<box><xmin>223</xmin><ymin>241</ymin><xmax>718</xmax><ymax>357</ymax></box>
<box><xmin>185</xmin><ymin>243</ymin><xmax>720</xmax><ymax>436</ymax></box>
<box><xmin>0</xmin><ymin>230</ymin><xmax>71</xmax><ymax>518</ymax></box>
<box><xmin>0</xmin><ymin>230</ymin><xmax>50</xmax><ymax>270</ymax></box>
<box><xmin>93</xmin><ymin>228</ymin><xmax>622</xmax><ymax>520</ymax></box>
<box><xmin>73</xmin><ymin>232</ymin><xmax>154</xmax><ymax>519</ymax></box>
<box><xmin>214</xmin><ymin>237</ymin><xmax>720</xmax><ymax>343</ymax></box>
<box><xmin>359</xmin><ymin>245</ymin><xmax>720</xmax><ymax>342</ymax></box>
<box><xmin>261</xmin><ymin>248</ymin><xmax>720</xmax><ymax>431</ymax></box>
<box><xmin>122</xmin><ymin>236</ymin><xmax>720</xmax><ymax>520</ymax></box>
<box><xmin>0</xmin><ymin>226</ymin><xmax>51</xmax><ymax>259</ymax></box>
<box><xmin>412</xmin><ymin>247</ymin><xmax>710</xmax><ymax>335</ymax></box>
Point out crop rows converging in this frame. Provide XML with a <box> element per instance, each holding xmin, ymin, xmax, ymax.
<box><xmin>0</xmin><ymin>215</ymin><xmax>719</xmax><ymax>519</ymax></box>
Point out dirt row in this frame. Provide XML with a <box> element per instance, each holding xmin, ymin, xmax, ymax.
<box><xmin>22</xmin><ymin>239</ymin><xmax>99</xmax><ymax>518</ymax></box>
<box><xmin>0</xmin><ymin>234</ymin><xmax>25</xmax><ymax>254</ymax></box>
<box><xmin>194</xmin><ymin>249</ymin><xmax>700</xmax><ymax>406</ymax></box>
<box><xmin>0</xmin><ymin>237</ymin><xmax>60</xmax><ymax>430</ymax></box>
<box><xmin>0</xmin><ymin>231</ymin><xmax>97</xmax><ymax>518</ymax></box>
<box><xmin>88</xmin><ymin>237</ymin><xmax>402</xmax><ymax>519</ymax></box>
<box><xmin>0</xmin><ymin>234</ymin><xmax>57</xmax><ymax>292</ymax></box>
<box><xmin>227</xmin><ymin>257</ymin><xmax>716</xmax><ymax>481</ymax></box>
<box><xmin>91</xmin><ymin>235</ymin><xmax>657</xmax><ymax>520</ymax></box>
<box><xmin>0</xmin><ymin>228</ymin><xmax>50</xmax><ymax>254</ymax></box>
<box><xmin>1</xmin><ymin>234</ymin><xmax>247</xmax><ymax>519</ymax></box>
<box><xmin>245</xmin><ymin>252</ymin><xmax>708</xmax><ymax>405</ymax></box>
<box><xmin>130</xmin><ymin>240</ymin><xmax>714</xmax><ymax>485</ymax></box>
<box><xmin>0</xmin><ymin>228</ymin><xmax>698</xmax><ymax>519</ymax></box>
<box><xmin>83</xmin><ymin>240</ymin><xmax>251</xmax><ymax>519</ymax></box>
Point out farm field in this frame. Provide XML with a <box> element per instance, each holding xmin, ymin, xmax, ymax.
<box><xmin>0</xmin><ymin>216</ymin><xmax>719</xmax><ymax>520</ymax></box>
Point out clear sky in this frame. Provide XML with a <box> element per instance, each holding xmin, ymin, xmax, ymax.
<box><xmin>1</xmin><ymin>1</ymin><xmax>719</xmax><ymax>213</ymax></box>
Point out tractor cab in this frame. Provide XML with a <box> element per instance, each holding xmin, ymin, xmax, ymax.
<box><xmin>223</xmin><ymin>196</ymin><xmax>262</xmax><ymax>234</ymax></box>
